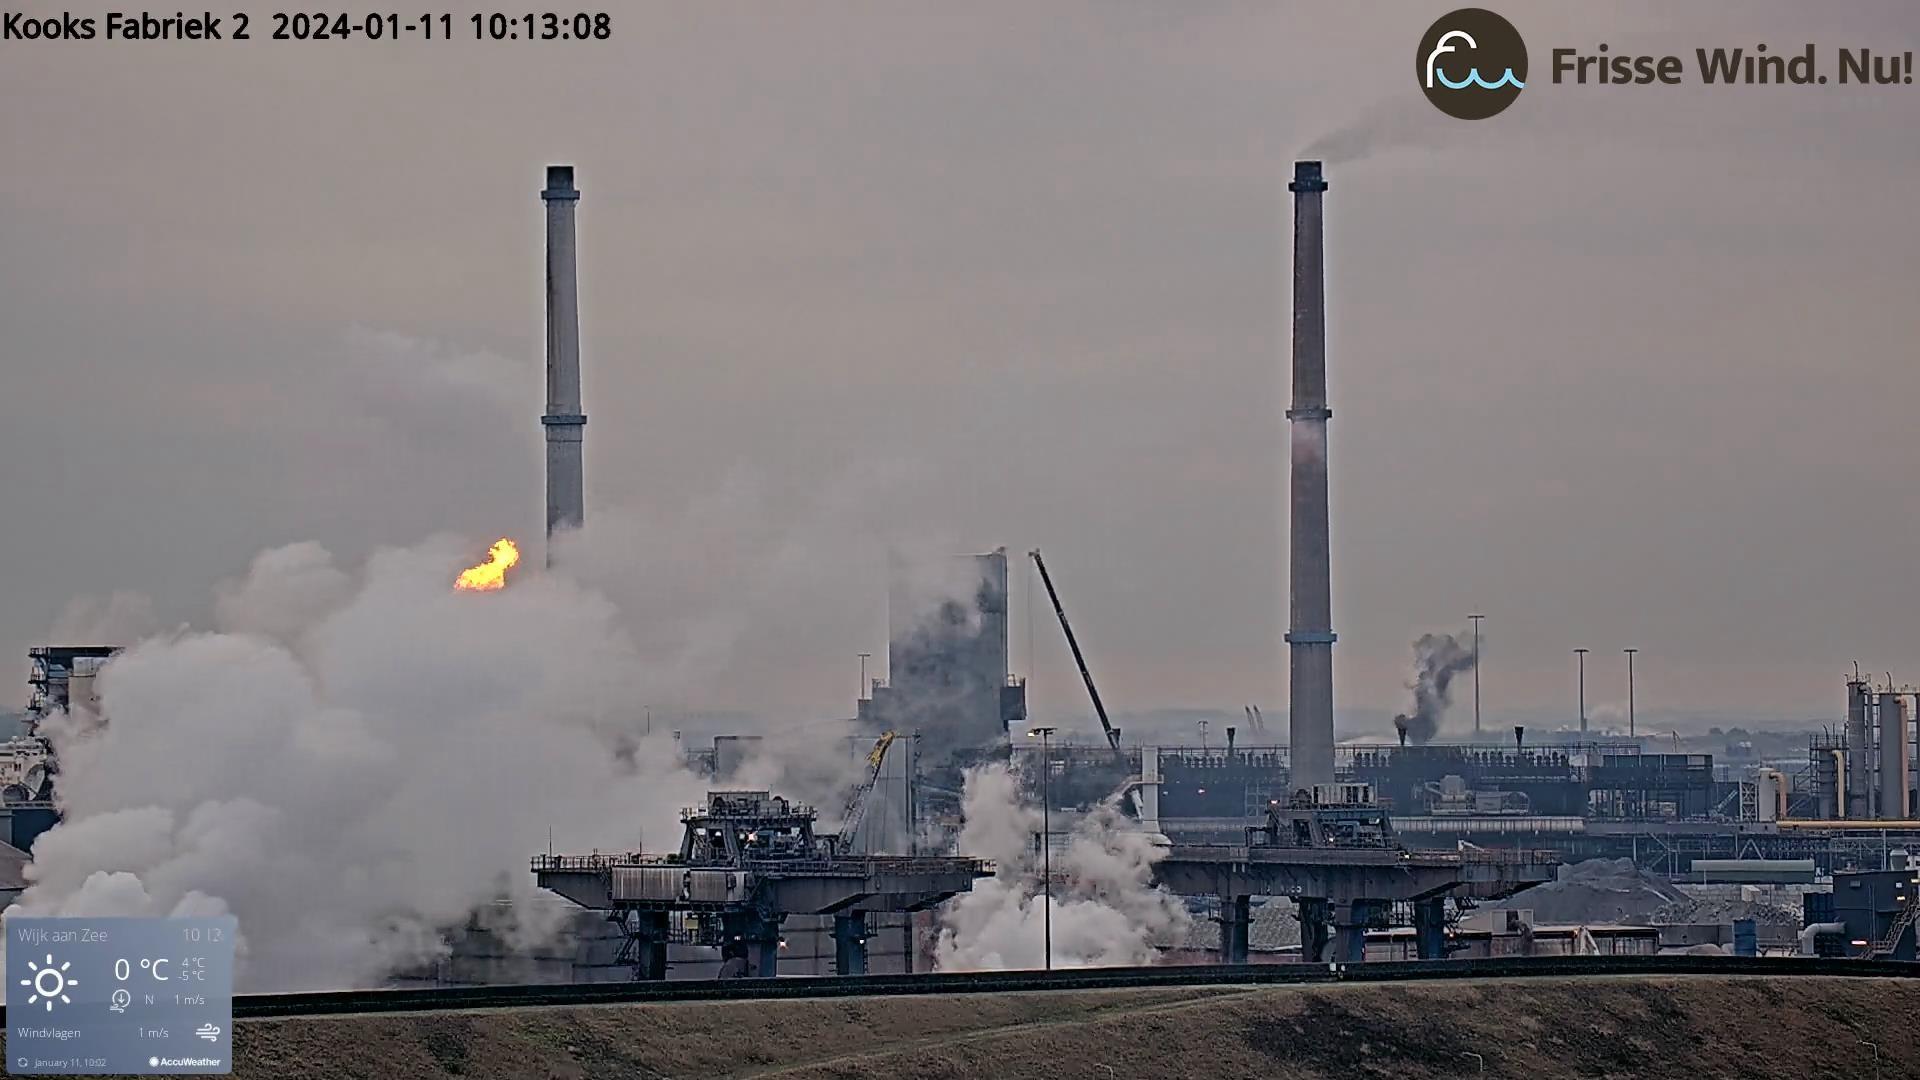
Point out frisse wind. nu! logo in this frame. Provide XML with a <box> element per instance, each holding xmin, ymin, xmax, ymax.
<box><xmin>1419</xmin><ymin>9</ymin><xmax>1528</xmax><ymax>119</ymax></box>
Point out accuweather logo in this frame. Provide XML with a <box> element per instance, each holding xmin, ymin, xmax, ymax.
<box><xmin>1419</xmin><ymin>9</ymin><xmax>1528</xmax><ymax>119</ymax></box>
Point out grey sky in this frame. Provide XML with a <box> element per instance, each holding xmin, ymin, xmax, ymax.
<box><xmin>2</xmin><ymin>3</ymin><xmax>1916</xmax><ymax>735</ymax></box>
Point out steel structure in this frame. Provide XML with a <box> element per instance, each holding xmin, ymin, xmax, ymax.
<box><xmin>534</xmin><ymin>790</ymin><xmax>983</xmax><ymax>980</ymax></box>
<box><xmin>26</xmin><ymin>645</ymin><xmax>115</xmax><ymax>719</ymax></box>
<box><xmin>1027</xmin><ymin>549</ymin><xmax>1121</xmax><ymax>753</ymax></box>
<box><xmin>1154</xmin><ymin>791</ymin><xmax>1557</xmax><ymax>964</ymax></box>
<box><xmin>834</xmin><ymin>732</ymin><xmax>897</xmax><ymax>848</ymax></box>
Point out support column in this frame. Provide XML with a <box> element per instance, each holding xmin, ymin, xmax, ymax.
<box><xmin>834</xmin><ymin>912</ymin><xmax>869</xmax><ymax>976</ymax></box>
<box><xmin>1333</xmin><ymin>900</ymin><xmax>1379</xmax><ymax>964</ymax></box>
<box><xmin>641</xmin><ymin>911</ymin><xmax>668</xmax><ymax>980</ymax></box>
<box><xmin>1219</xmin><ymin>894</ymin><xmax>1250</xmax><ymax>965</ymax></box>
<box><xmin>722</xmin><ymin>912</ymin><xmax>781</xmax><ymax>978</ymax></box>
<box><xmin>612</xmin><ymin>910</ymin><xmax>670</xmax><ymax>981</ymax></box>
<box><xmin>1413</xmin><ymin>897</ymin><xmax>1447</xmax><ymax>960</ymax></box>
<box><xmin>756</xmin><ymin>935</ymin><xmax>779</xmax><ymax>978</ymax></box>
<box><xmin>1298</xmin><ymin>898</ymin><xmax>1330</xmax><ymax>963</ymax></box>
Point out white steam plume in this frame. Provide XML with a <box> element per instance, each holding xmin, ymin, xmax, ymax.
<box><xmin>10</xmin><ymin>455</ymin><xmax>992</xmax><ymax>989</ymax></box>
<box><xmin>547</xmin><ymin>459</ymin><xmax>970</xmax><ymax>719</ymax></box>
<box><xmin>211</xmin><ymin>541</ymin><xmax>352</xmax><ymax>644</ymax></box>
<box><xmin>934</xmin><ymin>764</ymin><xmax>1189</xmax><ymax>970</ymax></box>
<box><xmin>48</xmin><ymin>591</ymin><xmax>159</xmax><ymax>646</ymax></box>
<box><xmin>721</xmin><ymin>727</ymin><xmax>871</xmax><ymax>831</ymax></box>
<box><xmin>10</xmin><ymin>536</ymin><xmax>709</xmax><ymax>990</ymax></box>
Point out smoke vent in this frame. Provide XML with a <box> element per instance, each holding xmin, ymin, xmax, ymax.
<box><xmin>1285</xmin><ymin>160</ymin><xmax>1336</xmax><ymax>791</ymax></box>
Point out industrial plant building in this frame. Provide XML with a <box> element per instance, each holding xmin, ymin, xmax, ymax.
<box><xmin>858</xmin><ymin>548</ymin><xmax>1025</xmax><ymax>766</ymax></box>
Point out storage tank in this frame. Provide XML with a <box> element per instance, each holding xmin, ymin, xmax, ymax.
<box><xmin>1753</xmin><ymin>768</ymin><xmax>1787</xmax><ymax>822</ymax></box>
<box><xmin>1880</xmin><ymin>692</ymin><xmax>1910</xmax><ymax>820</ymax></box>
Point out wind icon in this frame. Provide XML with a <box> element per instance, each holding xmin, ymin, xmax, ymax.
<box><xmin>21</xmin><ymin>954</ymin><xmax>77</xmax><ymax>1012</ymax></box>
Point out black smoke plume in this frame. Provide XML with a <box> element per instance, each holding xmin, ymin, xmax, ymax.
<box><xmin>1393</xmin><ymin>632</ymin><xmax>1477</xmax><ymax>744</ymax></box>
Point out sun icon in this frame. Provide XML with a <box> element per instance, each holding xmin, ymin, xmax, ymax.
<box><xmin>21</xmin><ymin>954</ymin><xmax>77</xmax><ymax>1012</ymax></box>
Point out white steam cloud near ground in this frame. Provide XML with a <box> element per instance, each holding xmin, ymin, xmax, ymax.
<box><xmin>10</xmin><ymin>520</ymin><xmax>1158</xmax><ymax>989</ymax></box>
<box><xmin>12</xmin><ymin>535</ymin><xmax>715</xmax><ymax>990</ymax></box>
<box><xmin>934</xmin><ymin>764</ymin><xmax>1190</xmax><ymax>970</ymax></box>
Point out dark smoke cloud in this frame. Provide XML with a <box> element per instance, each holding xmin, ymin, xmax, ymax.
<box><xmin>1297</xmin><ymin>95</ymin><xmax>1505</xmax><ymax>167</ymax></box>
<box><xmin>1297</xmin><ymin>97</ymin><xmax>1436</xmax><ymax>166</ymax></box>
<box><xmin>1393</xmin><ymin>632</ymin><xmax>1478</xmax><ymax>744</ymax></box>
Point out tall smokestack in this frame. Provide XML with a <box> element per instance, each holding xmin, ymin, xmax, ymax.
<box><xmin>1286</xmin><ymin>160</ymin><xmax>1335</xmax><ymax>792</ymax></box>
<box><xmin>541</xmin><ymin>164</ymin><xmax>586</xmax><ymax>565</ymax></box>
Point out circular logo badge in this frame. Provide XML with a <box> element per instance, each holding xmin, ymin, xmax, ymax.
<box><xmin>1417</xmin><ymin>9</ymin><xmax>1527</xmax><ymax>120</ymax></box>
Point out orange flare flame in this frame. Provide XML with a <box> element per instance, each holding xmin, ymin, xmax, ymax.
<box><xmin>455</xmin><ymin>538</ymin><xmax>520</xmax><ymax>591</ymax></box>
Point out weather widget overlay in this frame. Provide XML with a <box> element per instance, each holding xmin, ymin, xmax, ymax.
<box><xmin>6</xmin><ymin>918</ymin><xmax>235</xmax><ymax>1075</ymax></box>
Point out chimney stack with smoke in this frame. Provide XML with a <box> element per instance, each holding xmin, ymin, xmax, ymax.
<box><xmin>1394</xmin><ymin>632</ymin><xmax>1477</xmax><ymax>745</ymax></box>
<box><xmin>541</xmin><ymin>164</ymin><xmax>586</xmax><ymax>564</ymax></box>
<box><xmin>1286</xmin><ymin>160</ymin><xmax>1336</xmax><ymax>791</ymax></box>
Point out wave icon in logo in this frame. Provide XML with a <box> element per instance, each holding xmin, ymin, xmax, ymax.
<box><xmin>1427</xmin><ymin>32</ymin><xmax>1525</xmax><ymax>89</ymax></box>
<box><xmin>1417</xmin><ymin>10</ymin><xmax>1528</xmax><ymax>119</ymax></box>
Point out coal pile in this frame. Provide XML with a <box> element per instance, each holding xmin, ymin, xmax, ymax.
<box><xmin>1652</xmin><ymin>898</ymin><xmax>1802</xmax><ymax>928</ymax></box>
<box><xmin>1496</xmin><ymin>858</ymin><xmax>1687</xmax><ymax>925</ymax></box>
<box><xmin>1654</xmin><ymin>886</ymin><xmax>1805</xmax><ymax>928</ymax></box>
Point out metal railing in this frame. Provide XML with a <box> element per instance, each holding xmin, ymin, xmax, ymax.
<box><xmin>533</xmin><ymin>853</ymin><xmax>989</xmax><ymax>876</ymax></box>
<box><xmin>531</xmin><ymin>854</ymin><xmax>651</xmax><ymax>871</ymax></box>
<box><xmin>1457</xmin><ymin>847</ymin><xmax>1562</xmax><ymax>866</ymax></box>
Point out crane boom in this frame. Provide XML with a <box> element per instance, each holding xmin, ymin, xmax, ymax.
<box><xmin>1028</xmin><ymin>548</ymin><xmax>1122</xmax><ymax>753</ymax></box>
<box><xmin>835</xmin><ymin>730</ymin><xmax>897</xmax><ymax>850</ymax></box>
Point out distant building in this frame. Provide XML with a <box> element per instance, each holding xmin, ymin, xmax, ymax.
<box><xmin>1826</xmin><ymin>868</ymin><xmax>1920</xmax><ymax>959</ymax></box>
<box><xmin>6</xmin><ymin>645</ymin><xmax>118</xmax><ymax>853</ymax></box>
<box><xmin>1158</xmin><ymin>900</ymin><xmax>1659</xmax><ymax>964</ymax></box>
<box><xmin>712</xmin><ymin>735</ymin><xmax>763</xmax><ymax>780</ymax></box>
<box><xmin>28</xmin><ymin>646</ymin><xmax>116</xmax><ymax>721</ymax></box>
<box><xmin>858</xmin><ymin>548</ymin><xmax>1024</xmax><ymax>767</ymax></box>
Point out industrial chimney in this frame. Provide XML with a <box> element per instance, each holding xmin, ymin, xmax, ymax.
<box><xmin>1847</xmin><ymin>678</ymin><xmax>1871</xmax><ymax>819</ymax></box>
<box><xmin>1286</xmin><ymin>160</ymin><xmax>1336</xmax><ymax>792</ymax></box>
<box><xmin>541</xmin><ymin>164</ymin><xmax>586</xmax><ymax>565</ymax></box>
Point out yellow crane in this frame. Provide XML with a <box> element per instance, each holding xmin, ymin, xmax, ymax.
<box><xmin>835</xmin><ymin>730</ymin><xmax>898</xmax><ymax>849</ymax></box>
